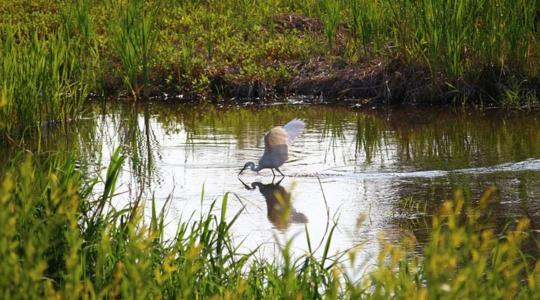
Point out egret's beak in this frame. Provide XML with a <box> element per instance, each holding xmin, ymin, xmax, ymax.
<box><xmin>238</xmin><ymin>166</ymin><xmax>246</xmax><ymax>176</ymax></box>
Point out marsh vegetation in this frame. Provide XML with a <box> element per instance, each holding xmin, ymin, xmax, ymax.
<box><xmin>1</xmin><ymin>1</ymin><xmax>540</xmax><ymax>298</ymax></box>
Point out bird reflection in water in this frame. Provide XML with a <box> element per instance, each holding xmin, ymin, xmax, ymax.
<box><xmin>239</xmin><ymin>178</ymin><xmax>308</xmax><ymax>230</ymax></box>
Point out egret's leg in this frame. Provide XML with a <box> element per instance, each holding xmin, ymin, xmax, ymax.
<box><xmin>276</xmin><ymin>168</ymin><xmax>285</xmax><ymax>177</ymax></box>
<box><xmin>271</xmin><ymin>169</ymin><xmax>276</xmax><ymax>177</ymax></box>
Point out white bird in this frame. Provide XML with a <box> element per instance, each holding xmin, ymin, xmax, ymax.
<box><xmin>238</xmin><ymin>119</ymin><xmax>305</xmax><ymax>177</ymax></box>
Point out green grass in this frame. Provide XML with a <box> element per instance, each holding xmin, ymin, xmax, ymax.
<box><xmin>320</xmin><ymin>0</ymin><xmax>341</xmax><ymax>51</ymax></box>
<box><xmin>0</xmin><ymin>28</ymin><xmax>90</xmax><ymax>137</ymax></box>
<box><xmin>0</xmin><ymin>1</ymin><xmax>98</xmax><ymax>140</ymax></box>
<box><xmin>107</xmin><ymin>0</ymin><xmax>159</xmax><ymax>99</ymax></box>
<box><xmin>0</xmin><ymin>150</ymin><xmax>538</xmax><ymax>299</ymax></box>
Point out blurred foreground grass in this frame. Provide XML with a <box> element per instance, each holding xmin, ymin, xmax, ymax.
<box><xmin>0</xmin><ymin>150</ymin><xmax>538</xmax><ymax>299</ymax></box>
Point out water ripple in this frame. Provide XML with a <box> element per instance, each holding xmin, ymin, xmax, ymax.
<box><xmin>297</xmin><ymin>158</ymin><xmax>540</xmax><ymax>179</ymax></box>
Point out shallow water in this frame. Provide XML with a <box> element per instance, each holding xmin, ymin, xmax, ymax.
<box><xmin>15</xmin><ymin>102</ymin><xmax>540</xmax><ymax>261</ymax></box>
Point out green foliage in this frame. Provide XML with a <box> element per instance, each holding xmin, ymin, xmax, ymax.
<box><xmin>319</xmin><ymin>0</ymin><xmax>341</xmax><ymax>50</ymax></box>
<box><xmin>0</xmin><ymin>28</ymin><xmax>90</xmax><ymax>138</ymax></box>
<box><xmin>0</xmin><ymin>0</ymin><xmax>99</xmax><ymax>139</ymax></box>
<box><xmin>0</xmin><ymin>152</ymin><xmax>538</xmax><ymax>298</ymax></box>
<box><xmin>107</xmin><ymin>0</ymin><xmax>160</xmax><ymax>99</ymax></box>
<box><xmin>348</xmin><ymin>0</ymin><xmax>387</xmax><ymax>54</ymax></box>
<box><xmin>353</xmin><ymin>188</ymin><xmax>540</xmax><ymax>299</ymax></box>
<box><xmin>407</xmin><ymin>0</ymin><xmax>538</xmax><ymax>80</ymax></box>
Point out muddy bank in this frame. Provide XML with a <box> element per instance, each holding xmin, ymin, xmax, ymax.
<box><xmin>206</xmin><ymin>60</ymin><xmax>540</xmax><ymax>109</ymax></box>
<box><xmin>144</xmin><ymin>14</ymin><xmax>540</xmax><ymax>107</ymax></box>
<box><xmin>207</xmin><ymin>57</ymin><xmax>435</xmax><ymax>105</ymax></box>
<box><xmin>98</xmin><ymin>48</ymin><xmax>540</xmax><ymax>108</ymax></box>
<box><xmin>100</xmin><ymin>57</ymin><xmax>539</xmax><ymax>109</ymax></box>
<box><xmin>202</xmin><ymin>14</ymin><xmax>439</xmax><ymax>105</ymax></box>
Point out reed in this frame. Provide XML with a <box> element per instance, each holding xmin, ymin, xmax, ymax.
<box><xmin>348</xmin><ymin>0</ymin><xmax>387</xmax><ymax>54</ymax></box>
<box><xmin>0</xmin><ymin>27</ymin><xmax>89</xmax><ymax>139</ymax></box>
<box><xmin>107</xmin><ymin>0</ymin><xmax>159</xmax><ymax>99</ymax></box>
<box><xmin>319</xmin><ymin>0</ymin><xmax>341</xmax><ymax>50</ymax></box>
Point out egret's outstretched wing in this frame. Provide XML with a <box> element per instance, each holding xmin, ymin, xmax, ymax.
<box><xmin>283</xmin><ymin>119</ymin><xmax>305</xmax><ymax>144</ymax></box>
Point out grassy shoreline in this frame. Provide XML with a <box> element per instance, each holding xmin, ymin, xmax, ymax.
<box><xmin>1</xmin><ymin>0</ymin><xmax>540</xmax><ymax>137</ymax></box>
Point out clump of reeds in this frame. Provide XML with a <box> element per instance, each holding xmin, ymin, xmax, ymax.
<box><xmin>107</xmin><ymin>0</ymin><xmax>159</xmax><ymax>99</ymax></box>
<box><xmin>348</xmin><ymin>0</ymin><xmax>387</xmax><ymax>54</ymax></box>
<box><xmin>0</xmin><ymin>0</ymin><xmax>98</xmax><ymax>140</ymax></box>
<box><xmin>349</xmin><ymin>188</ymin><xmax>540</xmax><ymax>299</ymax></box>
<box><xmin>319</xmin><ymin>0</ymin><xmax>341</xmax><ymax>50</ymax></box>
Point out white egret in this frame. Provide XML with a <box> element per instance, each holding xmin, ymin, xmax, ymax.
<box><xmin>238</xmin><ymin>119</ymin><xmax>305</xmax><ymax>177</ymax></box>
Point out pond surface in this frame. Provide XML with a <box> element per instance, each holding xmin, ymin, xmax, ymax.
<box><xmin>18</xmin><ymin>102</ymin><xmax>540</xmax><ymax>262</ymax></box>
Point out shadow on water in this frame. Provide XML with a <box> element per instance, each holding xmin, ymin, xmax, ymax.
<box><xmin>239</xmin><ymin>177</ymin><xmax>308</xmax><ymax>230</ymax></box>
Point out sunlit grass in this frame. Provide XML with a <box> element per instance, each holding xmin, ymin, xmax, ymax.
<box><xmin>0</xmin><ymin>1</ymin><xmax>97</xmax><ymax>140</ymax></box>
<box><xmin>1</xmin><ymin>0</ymin><xmax>537</xmax><ymax>113</ymax></box>
<box><xmin>107</xmin><ymin>0</ymin><xmax>159</xmax><ymax>99</ymax></box>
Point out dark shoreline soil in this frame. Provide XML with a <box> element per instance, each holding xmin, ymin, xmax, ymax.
<box><xmin>100</xmin><ymin>55</ymin><xmax>540</xmax><ymax>110</ymax></box>
<box><xmin>207</xmin><ymin>57</ymin><xmax>435</xmax><ymax>105</ymax></box>
<box><xmin>91</xmin><ymin>11</ymin><xmax>540</xmax><ymax>109</ymax></box>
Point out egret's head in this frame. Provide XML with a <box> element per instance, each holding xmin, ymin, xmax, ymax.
<box><xmin>238</xmin><ymin>161</ymin><xmax>254</xmax><ymax>175</ymax></box>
